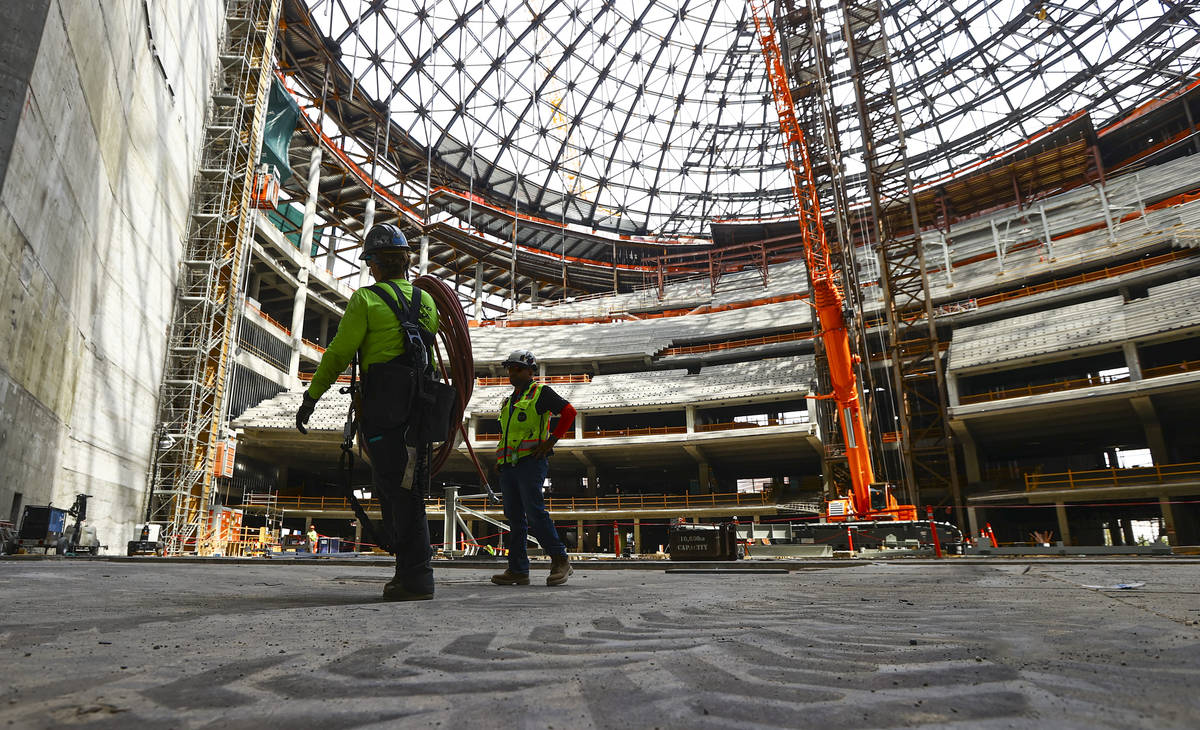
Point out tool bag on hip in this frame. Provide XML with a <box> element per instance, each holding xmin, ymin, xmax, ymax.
<box><xmin>360</xmin><ymin>281</ymin><xmax>458</xmax><ymax>446</ymax></box>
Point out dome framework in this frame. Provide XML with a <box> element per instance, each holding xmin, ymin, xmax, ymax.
<box><xmin>298</xmin><ymin>0</ymin><xmax>1199</xmax><ymax>240</ymax></box>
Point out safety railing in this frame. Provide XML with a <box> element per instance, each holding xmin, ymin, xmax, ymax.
<box><xmin>1025</xmin><ymin>461</ymin><xmax>1200</xmax><ymax>491</ymax></box>
<box><xmin>475</xmin><ymin>374</ymin><xmax>593</xmax><ymax>386</ymax></box>
<box><xmin>244</xmin><ymin>301</ymin><xmax>291</xmax><ymax>335</ymax></box>
<box><xmin>238</xmin><ymin>490</ymin><xmax>772</xmax><ymax>513</ymax></box>
<box><xmin>660</xmin><ymin>329</ymin><xmax>813</xmax><ymax>356</ymax></box>
<box><xmin>695</xmin><ymin>415</ymin><xmax>810</xmax><ymax>432</ymax></box>
<box><xmin>1142</xmin><ymin>359</ymin><xmax>1200</xmax><ymax>378</ymax></box>
<box><xmin>971</xmin><ymin>248</ymin><xmax>1197</xmax><ymax>308</ymax></box>
<box><xmin>961</xmin><ymin>358</ymin><xmax>1200</xmax><ymax>405</ymax></box>
<box><xmin>297</xmin><ymin>371</ymin><xmax>353</xmax><ymax>384</ymax></box>
<box><xmin>960</xmin><ymin>372</ymin><xmax>1132</xmax><ymax>404</ymax></box>
<box><xmin>582</xmin><ymin>426</ymin><xmax>687</xmax><ymax>438</ymax></box>
<box><xmin>473</xmin><ymin>419</ymin><xmax>813</xmax><ymax>441</ymax></box>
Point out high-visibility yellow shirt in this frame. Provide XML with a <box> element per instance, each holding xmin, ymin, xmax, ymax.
<box><xmin>306</xmin><ymin>278</ymin><xmax>438</xmax><ymax>399</ymax></box>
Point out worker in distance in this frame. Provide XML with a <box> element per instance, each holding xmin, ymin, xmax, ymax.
<box><xmin>491</xmin><ymin>350</ymin><xmax>577</xmax><ymax>587</ymax></box>
<box><xmin>296</xmin><ymin>223</ymin><xmax>441</xmax><ymax>601</ymax></box>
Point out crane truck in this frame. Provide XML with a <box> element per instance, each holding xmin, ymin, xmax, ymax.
<box><xmin>748</xmin><ymin>1</ymin><xmax>960</xmax><ymax>552</ymax></box>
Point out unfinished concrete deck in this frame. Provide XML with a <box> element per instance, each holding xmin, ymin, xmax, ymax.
<box><xmin>2</xmin><ymin>558</ymin><xmax>1198</xmax><ymax>728</ymax></box>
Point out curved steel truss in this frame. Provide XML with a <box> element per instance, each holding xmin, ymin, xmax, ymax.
<box><xmin>291</xmin><ymin>0</ymin><xmax>1197</xmax><ymax>241</ymax></box>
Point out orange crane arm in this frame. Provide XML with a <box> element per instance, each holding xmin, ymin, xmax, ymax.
<box><xmin>748</xmin><ymin>0</ymin><xmax>876</xmax><ymax>516</ymax></box>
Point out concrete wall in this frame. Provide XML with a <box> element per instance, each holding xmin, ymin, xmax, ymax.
<box><xmin>0</xmin><ymin>1</ymin><xmax>223</xmax><ymax>551</ymax></box>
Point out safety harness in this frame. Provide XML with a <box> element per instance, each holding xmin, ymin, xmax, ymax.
<box><xmin>337</xmin><ymin>281</ymin><xmax>436</xmax><ymax>555</ymax></box>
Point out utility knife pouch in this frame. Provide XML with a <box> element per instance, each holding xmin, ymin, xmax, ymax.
<box><xmin>359</xmin><ymin>358</ymin><xmax>417</xmax><ymax>436</ymax></box>
<box><xmin>405</xmin><ymin>378</ymin><xmax>459</xmax><ymax>446</ymax></box>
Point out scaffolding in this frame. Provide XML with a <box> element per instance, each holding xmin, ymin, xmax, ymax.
<box><xmin>840</xmin><ymin>1</ymin><xmax>962</xmax><ymax>520</ymax></box>
<box><xmin>144</xmin><ymin>0</ymin><xmax>282</xmax><ymax>555</ymax></box>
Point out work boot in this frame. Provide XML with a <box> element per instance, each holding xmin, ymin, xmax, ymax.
<box><xmin>382</xmin><ymin>578</ymin><xmax>433</xmax><ymax>602</ymax></box>
<box><xmin>547</xmin><ymin>554</ymin><xmax>573</xmax><ymax>586</ymax></box>
<box><xmin>383</xmin><ymin>553</ymin><xmax>434</xmax><ymax>601</ymax></box>
<box><xmin>491</xmin><ymin>569</ymin><xmax>530</xmax><ymax>585</ymax></box>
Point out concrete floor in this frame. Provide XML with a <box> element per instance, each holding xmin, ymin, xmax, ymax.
<box><xmin>1</xmin><ymin>558</ymin><xmax>1198</xmax><ymax>729</ymax></box>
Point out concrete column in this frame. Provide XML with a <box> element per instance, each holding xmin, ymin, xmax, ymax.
<box><xmin>586</xmin><ymin>466</ymin><xmax>598</xmax><ymax>494</ymax></box>
<box><xmin>951</xmin><ymin>421</ymin><xmax>982</xmax><ymax>484</ymax></box>
<box><xmin>685</xmin><ymin>405</ymin><xmax>696</xmax><ymax>434</ymax></box>
<box><xmin>538</xmin><ymin>363</ymin><xmax>547</xmax><ymax>379</ymax></box>
<box><xmin>299</xmin><ymin>147</ymin><xmax>322</xmax><ymax>258</ymax></box>
<box><xmin>1106</xmin><ymin>521</ymin><xmax>1120</xmax><ymax>546</ymax></box>
<box><xmin>357</xmin><ymin>198</ymin><xmax>376</xmax><ymax>288</ymax></box>
<box><xmin>287</xmin><ymin>267</ymin><xmax>310</xmax><ymax>379</ymax></box>
<box><xmin>353</xmin><ymin>520</ymin><xmax>362</xmax><ymax>551</ymax></box>
<box><xmin>1159</xmin><ymin>496</ymin><xmax>1177</xmax><ymax>546</ymax></box>
<box><xmin>1131</xmin><ymin>396</ymin><xmax>1169</xmax><ymax>465</ymax></box>
<box><xmin>324</xmin><ymin>233</ymin><xmax>338</xmax><ymax>272</ymax></box>
<box><xmin>805</xmin><ymin>393</ymin><xmax>821</xmax><ymax>441</ymax></box>
<box><xmin>1123</xmin><ymin>342</ymin><xmax>1143</xmax><ymax>381</ymax></box>
<box><xmin>418</xmin><ymin>233</ymin><xmax>430</xmax><ymax>275</ymax></box>
<box><xmin>698</xmin><ymin>462</ymin><xmax>712</xmax><ymax>494</ymax></box>
<box><xmin>946</xmin><ymin>373</ymin><xmax>962</xmax><ymax>408</ymax></box>
<box><xmin>529</xmin><ymin>281</ymin><xmax>539</xmax><ymax>305</ymax></box>
<box><xmin>575</xmin><ymin>412</ymin><xmax>584</xmax><ymax>440</ymax></box>
<box><xmin>967</xmin><ymin>506</ymin><xmax>979</xmax><ymax>539</ymax></box>
<box><xmin>249</xmin><ymin>272</ymin><xmax>262</xmax><ymax>301</ymax></box>
<box><xmin>1055</xmin><ymin>503</ymin><xmax>1072</xmax><ymax>546</ymax></box>
<box><xmin>467</xmin><ymin>415</ymin><xmax>478</xmax><ymax>442</ymax></box>
<box><xmin>1121</xmin><ymin>519</ymin><xmax>1135</xmax><ymax>547</ymax></box>
<box><xmin>318</xmin><ymin>315</ymin><xmax>330</xmax><ymax>346</ymax></box>
<box><xmin>473</xmin><ymin>262</ymin><xmax>485</xmax><ymax>320</ymax></box>
<box><xmin>576</xmin><ymin>519</ymin><xmax>584</xmax><ymax>551</ymax></box>
<box><xmin>632</xmin><ymin>518</ymin><xmax>640</xmax><ymax>555</ymax></box>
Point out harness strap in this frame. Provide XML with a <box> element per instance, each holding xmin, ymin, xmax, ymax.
<box><xmin>367</xmin><ymin>281</ymin><xmax>429</xmax><ymax>370</ymax></box>
<box><xmin>337</xmin><ymin>352</ymin><xmax>395</xmax><ymax>553</ymax></box>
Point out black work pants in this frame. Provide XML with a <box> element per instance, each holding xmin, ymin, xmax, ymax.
<box><xmin>361</xmin><ymin>422</ymin><xmax>433</xmax><ymax>594</ymax></box>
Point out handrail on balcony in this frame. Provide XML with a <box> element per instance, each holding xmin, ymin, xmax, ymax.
<box><xmin>238</xmin><ymin>490</ymin><xmax>771</xmax><ymax>513</ymax></box>
<box><xmin>1024</xmin><ymin>461</ymin><xmax>1200</xmax><ymax>491</ymax></box>
<box><xmin>476</xmin><ymin>374</ymin><xmax>593</xmax><ymax>386</ymax></box>
<box><xmin>961</xmin><ymin>372</ymin><xmax>1131</xmax><ymax>404</ymax></box>
<box><xmin>1142</xmin><ymin>359</ymin><xmax>1200</xmax><ymax>379</ymax></box>
<box><xmin>695</xmin><ymin>416</ymin><xmax>809</xmax><ymax>432</ymax></box>
<box><xmin>962</xmin><ymin>357</ymin><xmax>1200</xmax><ymax>406</ymax></box>
<box><xmin>583</xmin><ymin>425</ymin><xmax>688</xmax><ymax>438</ymax></box>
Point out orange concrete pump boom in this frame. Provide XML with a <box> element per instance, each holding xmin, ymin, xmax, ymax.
<box><xmin>748</xmin><ymin>1</ymin><xmax>912</xmax><ymax>521</ymax></box>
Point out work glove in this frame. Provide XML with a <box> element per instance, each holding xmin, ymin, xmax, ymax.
<box><xmin>296</xmin><ymin>392</ymin><xmax>318</xmax><ymax>434</ymax></box>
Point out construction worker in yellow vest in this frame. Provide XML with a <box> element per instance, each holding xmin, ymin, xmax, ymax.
<box><xmin>491</xmin><ymin>349</ymin><xmax>577</xmax><ymax>587</ymax></box>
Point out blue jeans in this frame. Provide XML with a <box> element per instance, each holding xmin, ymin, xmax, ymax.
<box><xmin>500</xmin><ymin>456</ymin><xmax>567</xmax><ymax>573</ymax></box>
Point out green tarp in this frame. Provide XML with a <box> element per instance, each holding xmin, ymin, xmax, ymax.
<box><xmin>259</xmin><ymin>77</ymin><xmax>300</xmax><ymax>180</ymax></box>
<box><xmin>266</xmin><ymin>202</ymin><xmax>321</xmax><ymax>256</ymax></box>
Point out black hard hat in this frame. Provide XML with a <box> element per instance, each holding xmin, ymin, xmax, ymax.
<box><xmin>501</xmin><ymin>349</ymin><xmax>538</xmax><ymax>370</ymax></box>
<box><xmin>360</xmin><ymin>223</ymin><xmax>410</xmax><ymax>260</ymax></box>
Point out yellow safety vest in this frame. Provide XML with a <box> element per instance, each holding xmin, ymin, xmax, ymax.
<box><xmin>497</xmin><ymin>382</ymin><xmax>550</xmax><ymax>467</ymax></box>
